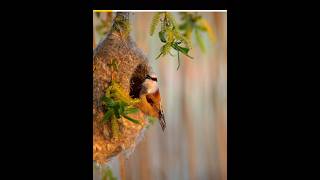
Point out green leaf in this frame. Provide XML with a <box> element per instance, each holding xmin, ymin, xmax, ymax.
<box><xmin>161</xmin><ymin>42</ymin><xmax>172</xmax><ymax>56</ymax></box>
<box><xmin>103</xmin><ymin>109</ymin><xmax>114</xmax><ymax>122</ymax></box>
<box><xmin>171</xmin><ymin>43</ymin><xmax>189</xmax><ymax>54</ymax></box>
<box><xmin>159</xmin><ymin>31</ymin><xmax>167</xmax><ymax>43</ymax></box>
<box><xmin>101</xmin><ymin>96</ymin><xmax>114</xmax><ymax>107</ymax></box>
<box><xmin>196</xmin><ymin>25</ymin><xmax>207</xmax><ymax>31</ymax></box>
<box><xmin>156</xmin><ymin>52</ymin><xmax>163</xmax><ymax>59</ymax></box>
<box><xmin>123</xmin><ymin>114</ymin><xmax>140</xmax><ymax>124</ymax></box>
<box><xmin>179</xmin><ymin>22</ymin><xmax>189</xmax><ymax>30</ymax></box>
<box><xmin>171</xmin><ymin>43</ymin><xmax>193</xmax><ymax>59</ymax></box>
<box><xmin>195</xmin><ymin>29</ymin><xmax>206</xmax><ymax>53</ymax></box>
<box><xmin>124</xmin><ymin>107</ymin><xmax>139</xmax><ymax>114</ymax></box>
<box><xmin>119</xmin><ymin>104</ymin><xmax>125</xmax><ymax>114</ymax></box>
<box><xmin>101</xmin><ymin>96</ymin><xmax>109</xmax><ymax>102</ymax></box>
<box><xmin>113</xmin><ymin>103</ymin><xmax>121</xmax><ymax>118</ymax></box>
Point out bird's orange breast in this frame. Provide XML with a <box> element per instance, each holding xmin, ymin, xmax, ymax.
<box><xmin>153</xmin><ymin>89</ymin><xmax>160</xmax><ymax>100</ymax></box>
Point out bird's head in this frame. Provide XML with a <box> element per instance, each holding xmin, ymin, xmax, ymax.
<box><xmin>140</xmin><ymin>73</ymin><xmax>158</xmax><ymax>95</ymax></box>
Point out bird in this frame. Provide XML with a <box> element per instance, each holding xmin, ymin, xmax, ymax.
<box><xmin>136</xmin><ymin>73</ymin><xmax>166</xmax><ymax>131</ymax></box>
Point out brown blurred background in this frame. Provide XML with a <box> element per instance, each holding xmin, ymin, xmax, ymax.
<box><xmin>93</xmin><ymin>12</ymin><xmax>227</xmax><ymax>180</ymax></box>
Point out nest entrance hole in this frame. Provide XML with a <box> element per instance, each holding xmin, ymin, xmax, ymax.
<box><xmin>129</xmin><ymin>63</ymin><xmax>149</xmax><ymax>99</ymax></box>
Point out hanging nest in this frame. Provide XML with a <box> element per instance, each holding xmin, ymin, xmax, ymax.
<box><xmin>93</xmin><ymin>12</ymin><xmax>153</xmax><ymax>164</ymax></box>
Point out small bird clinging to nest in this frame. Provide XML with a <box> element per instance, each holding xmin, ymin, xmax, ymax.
<box><xmin>137</xmin><ymin>73</ymin><xmax>166</xmax><ymax>131</ymax></box>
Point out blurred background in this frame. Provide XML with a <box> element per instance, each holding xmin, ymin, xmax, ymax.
<box><xmin>93</xmin><ymin>11</ymin><xmax>227</xmax><ymax>180</ymax></box>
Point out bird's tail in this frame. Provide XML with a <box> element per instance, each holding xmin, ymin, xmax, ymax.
<box><xmin>158</xmin><ymin>109</ymin><xmax>166</xmax><ymax>131</ymax></box>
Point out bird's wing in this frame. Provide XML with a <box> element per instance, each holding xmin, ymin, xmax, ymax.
<box><xmin>145</xmin><ymin>89</ymin><xmax>166</xmax><ymax>131</ymax></box>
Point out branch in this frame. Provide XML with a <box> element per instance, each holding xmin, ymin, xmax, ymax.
<box><xmin>116</xmin><ymin>12</ymin><xmax>130</xmax><ymax>21</ymax></box>
<box><xmin>111</xmin><ymin>12</ymin><xmax>131</xmax><ymax>37</ymax></box>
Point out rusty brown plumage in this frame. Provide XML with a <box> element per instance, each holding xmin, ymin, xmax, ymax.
<box><xmin>137</xmin><ymin>88</ymin><xmax>166</xmax><ymax>131</ymax></box>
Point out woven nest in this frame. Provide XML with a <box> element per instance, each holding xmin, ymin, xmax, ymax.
<box><xmin>93</xmin><ymin>12</ymin><xmax>153</xmax><ymax>164</ymax></box>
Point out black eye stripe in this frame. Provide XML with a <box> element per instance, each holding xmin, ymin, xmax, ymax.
<box><xmin>146</xmin><ymin>75</ymin><xmax>157</xmax><ymax>81</ymax></box>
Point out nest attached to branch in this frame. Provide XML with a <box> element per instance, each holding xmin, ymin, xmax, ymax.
<box><xmin>93</xmin><ymin>12</ymin><xmax>153</xmax><ymax>164</ymax></box>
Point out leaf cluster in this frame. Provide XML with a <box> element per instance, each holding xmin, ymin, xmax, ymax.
<box><xmin>150</xmin><ymin>12</ymin><xmax>193</xmax><ymax>70</ymax></box>
<box><xmin>179</xmin><ymin>12</ymin><xmax>213</xmax><ymax>52</ymax></box>
<box><xmin>102</xmin><ymin>81</ymin><xmax>141</xmax><ymax>125</ymax></box>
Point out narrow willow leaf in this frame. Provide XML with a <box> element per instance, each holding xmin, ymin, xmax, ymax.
<box><xmin>173</xmin><ymin>45</ymin><xmax>194</xmax><ymax>59</ymax></box>
<box><xmin>118</xmin><ymin>102</ymin><xmax>125</xmax><ymax>114</ymax></box>
<box><xmin>124</xmin><ymin>107</ymin><xmax>139</xmax><ymax>114</ymax></box>
<box><xmin>200</xmin><ymin>19</ymin><xmax>217</xmax><ymax>44</ymax></box>
<box><xmin>103</xmin><ymin>109</ymin><xmax>113</xmax><ymax>122</ymax></box>
<box><xmin>101</xmin><ymin>96</ymin><xmax>109</xmax><ymax>102</ymax></box>
<box><xmin>107</xmin><ymin>100</ymin><xmax>115</xmax><ymax>107</ymax></box>
<box><xmin>166</xmin><ymin>30</ymin><xmax>175</xmax><ymax>43</ymax></box>
<box><xmin>195</xmin><ymin>28</ymin><xmax>206</xmax><ymax>53</ymax></box>
<box><xmin>113</xmin><ymin>103</ymin><xmax>121</xmax><ymax>118</ymax></box>
<box><xmin>123</xmin><ymin>114</ymin><xmax>140</xmax><ymax>124</ymax></box>
<box><xmin>101</xmin><ymin>96</ymin><xmax>114</xmax><ymax>107</ymax></box>
<box><xmin>161</xmin><ymin>42</ymin><xmax>172</xmax><ymax>55</ymax></box>
<box><xmin>183</xmin><ymin>53</ymin><xmax>194</xmax><ymax>59</ymax></box>
<box><xmin>171</xmin><ymin>43</ymin><xmax>189</xmax><ymax>55</ymax></box>
<box><xmin>156</xmin><ymin>52</ymin><xmax>163</xmax><ymax>59</ymax></box>
<box><xmin>159</xmin><ymin>31</ymin><xmax>167</xmax><ymax>43</ymax></box>
<box><xmin>172</xmin><ymin>43</ymin><xmax>193</xmax><ymax>59</ymax></box>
